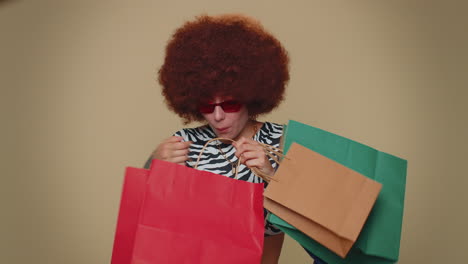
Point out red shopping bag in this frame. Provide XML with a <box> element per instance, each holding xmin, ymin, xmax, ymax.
<box><xmin>111</xmin><ymin>167</ymin><xmax>149</xmax><ymax>264</ymax></box>
<box><xmin>131</xmin><ymin>159</ymin><xmax>265</xmax><ymax>264</ymax></box>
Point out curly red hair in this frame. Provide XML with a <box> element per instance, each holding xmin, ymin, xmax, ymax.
<box><xmin>159</xmin><ymin>14</ymin><xmax>290</xmax><ymax>123</ymax></box>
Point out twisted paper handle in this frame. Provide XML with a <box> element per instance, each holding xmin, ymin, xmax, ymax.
<box><xmin>194</xmin><ymin>137</ymin><xmax>287</xmax><ymax>182</ymax></box>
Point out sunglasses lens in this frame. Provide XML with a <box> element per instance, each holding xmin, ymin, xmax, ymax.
<box><xmin>221</xmin><ymin>100</ymin><xmax>242</xmax><ymax>112</ymax></box>
<box><xmin>199</xmin><ymin>104</ymin><xmax>215</xmax><ymax>113</ymax></box>
<box><xmin>198</xmin><ymin>100</ymin><xmax>242</xmax><ymax>113</ymax></box>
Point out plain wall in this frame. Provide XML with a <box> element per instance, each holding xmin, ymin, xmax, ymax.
<box><xmin>1</xmin><ymin>0</ymin><xmax>467</xmax><ymax>263</ymax></box>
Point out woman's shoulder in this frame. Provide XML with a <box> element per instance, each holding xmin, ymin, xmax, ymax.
<box><xmin>173</xmin><ymin>125</ymin><xmax>215</xmax><ymax>143</ymax></box>
<box><xmin>261</xmin><ymin>122</ymin><xmax>284</xmax><ymax>133</ymax></box>
<box><xmin>257</xmin><ymin>121</ymin><xmax>284</xmax><ymax>145</ymax></box>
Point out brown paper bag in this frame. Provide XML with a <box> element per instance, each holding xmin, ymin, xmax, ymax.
<box><xmin>264</xmin><ymin>143</ymin><xmax>382</xmax><ymax>258</ymax></box>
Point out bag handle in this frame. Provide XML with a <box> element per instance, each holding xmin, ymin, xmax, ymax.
<box><xmin>194</xmin><ymin>137</ymin><xmax>287</xmax><ymax>182</ymax></box>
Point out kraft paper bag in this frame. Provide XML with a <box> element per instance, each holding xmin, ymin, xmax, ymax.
<box><xmin>264</xmin><ymin>143</ymin><xmax>382</xmax><ymax>258</ymax></box>
<box><xmin>268</xmin><ymin>120</ymin><xmax>407</xmax><ymax>264</ymax></box>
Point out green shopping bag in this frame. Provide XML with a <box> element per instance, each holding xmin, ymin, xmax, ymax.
<box><xmin>268</xmin><ymin>120</ymin><xmax>407</xmax><ymax>264</ymax></box>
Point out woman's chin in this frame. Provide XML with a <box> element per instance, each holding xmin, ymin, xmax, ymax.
<box><xmin>217</xmin><ymin>131</ymin><xmax>239</xmax><ymax>141</ymax></box>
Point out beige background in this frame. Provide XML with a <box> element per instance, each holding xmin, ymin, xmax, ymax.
<box><xmin>1</xmin><ymin>0</ymin><xmax>467</xmax><ymax>263</ymax></box>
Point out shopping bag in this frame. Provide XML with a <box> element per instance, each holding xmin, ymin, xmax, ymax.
<box><xmin>111</xmin><ymin>167</ymin><xmax>149</xmax><ymax>264</ymax></box>
<box><xmin>268</xmin><ymin>213</ymin><xmax>394</xmax><ymax>264</ymax></box>
<box><xmin>131</xmin><ymin>159</ymin><xmax>265</xmax><ymax>264</ymax></box>
<box><xmin>264</xmin><ymin>143</ymin><xmax>382</xmax><ymax>257</ymax></box>
<box><xmin>267</xmin><ymin>120</ymin><xmax>407</xmax><ymax>264</ymax></box>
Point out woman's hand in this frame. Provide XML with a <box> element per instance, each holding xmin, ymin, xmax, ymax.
<box><xmin>152</xmin><ymin>136</ymin><xmax>192</xmax><ymax>165</ymax></box>
<box><xmin>233</xmin><ymin>137</ymin><xmax>275</xmax><ymax>177</ymax></box>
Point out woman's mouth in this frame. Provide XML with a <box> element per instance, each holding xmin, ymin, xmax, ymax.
<box><xmin>216</xmin><ymin>127</ymin><xmax>229</xmax><ymax>133</ymax></box>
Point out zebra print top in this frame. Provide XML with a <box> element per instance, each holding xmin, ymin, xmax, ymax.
<box><xmin>177</xmin><ymin>122</ymin><xmax>283</xmax><ymax>184</ymax></box>
<box><xmin>144</xmin><ymin>121</ymin><xmax>284</xmax><ymax>236</ymax></box>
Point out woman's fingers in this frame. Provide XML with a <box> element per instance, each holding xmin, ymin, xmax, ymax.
<box><xmin>153</xmin><ymin>136</ymin><xmax>192</xmax><ymax>162</ymax></box>
<box><xmin>172</xmin><ymin>141</ymin><xmax>193</xmax><ymax>150</ymax></box>
<box><xmin>233</xmin><ymin>137</ymin><xmax>274</xmax><ymax>176</ymax></box>
<box><xmin>170</xmin><ymin>155</ymin><xmax>189</xmax><ymax>164</ymax></box>
<box><xmin>242</xmin><ymin>151</ymin><xmax>275</xmax><ymax>176</ymax></box>
<box><xmin>234</xmin><ymin>137</ymin><xmax>263</xmax><ymax>158</ymax></box>
<box><xmin>170</xmin><ymin>148</ymin><xmax>190</xmax><ymax>158</ymax></box>
<box><xmin>244</xmin><ymin>158</ymin><xmax>264</xmax><ymax>168</ymax></box>
<box><xmin>240</xmin><ymin>149</ymin><xmax>265</xmax><ymax>161</ymax></box>
<box><xmin>163</xmin><ymin>136</ymin><xmax>184</xmax><ymax>144</ymax></box>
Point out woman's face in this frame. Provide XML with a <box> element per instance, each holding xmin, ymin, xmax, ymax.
<box><xmin>200</xmin><ymin>97</ymin><xmax>250</xmax><ymax>140</ymax></box>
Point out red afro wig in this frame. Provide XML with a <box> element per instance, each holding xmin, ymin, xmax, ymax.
<box><xmin>159</xmin><ymin>14</ymin><xmax>290</xmax><ymax>124</ymax></box>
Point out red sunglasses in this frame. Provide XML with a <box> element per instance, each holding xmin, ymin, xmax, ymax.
<box><xmin>198</xmin><ymin>100</ymin><xmax>243</xmax><ymax>114</ymax></box>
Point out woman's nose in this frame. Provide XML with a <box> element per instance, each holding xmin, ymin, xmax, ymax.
<box><xmin>213</xmin><ymin>105</ymin><xmax>225</xmax><ymax>121</ymax></box>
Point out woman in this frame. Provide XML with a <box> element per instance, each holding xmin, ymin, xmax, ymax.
<box><xmin>145</xmin><ymin>14</ymin><xmax>289</xmax><ymax>264</ymax></box>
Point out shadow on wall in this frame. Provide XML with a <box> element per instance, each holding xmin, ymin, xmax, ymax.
<box><xmin>0</xmin><ymin>0</ymin><xmax>18</xmax><ymax>7</ymax></box>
